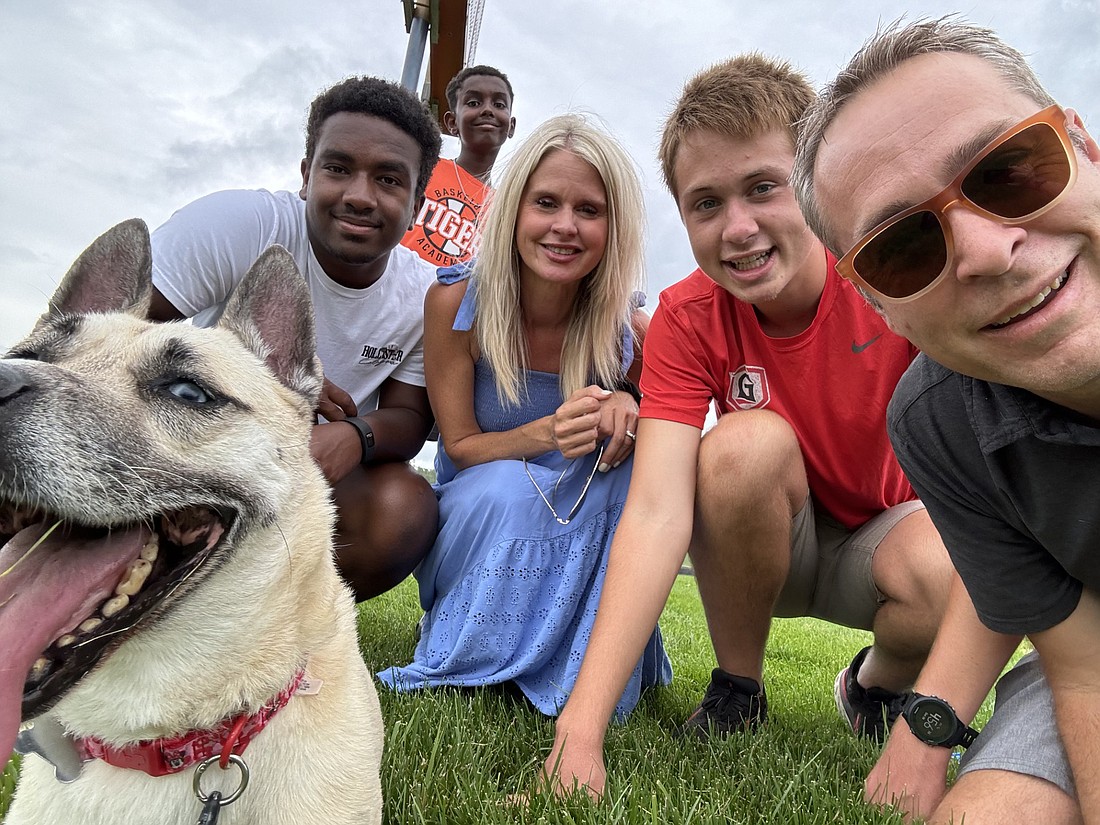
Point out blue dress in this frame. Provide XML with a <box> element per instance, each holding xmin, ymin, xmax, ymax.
<box><xmin>377</xmin><ymin>268</ymin><xmax>671</xmax><ymax>718</ymax></box>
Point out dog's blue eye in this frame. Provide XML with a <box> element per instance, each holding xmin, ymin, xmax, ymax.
<box><xmin>167</xmin><ymin>380</ymin><xmax>211</xmax><ymax>404</ymax></box>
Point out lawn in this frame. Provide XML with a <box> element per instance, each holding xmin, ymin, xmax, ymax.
<box><xmin>359</xmin><ymin>576</ymin><xmax>926</xmax><ymax>825</ymax></box>
<box><xmin>2</xmin><ymin>575</ymin><xmax>996</xmax><ymax>823</ymax></box>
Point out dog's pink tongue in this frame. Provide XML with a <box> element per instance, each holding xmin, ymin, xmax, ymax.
<box><xmin>0</xmin><ymin>523</ymin><xmax>145</xmax><ymax>762</ymax></box>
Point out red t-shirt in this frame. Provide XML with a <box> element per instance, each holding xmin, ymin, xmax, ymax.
<box><xmin>401</xmin><ymin>159</ymin><xmax>489</xmax><ymax>268</ymax></box>
<box><xmin>639</xmin><ymin>255</ymin><xmax>918</xmax><ymax>529</ymax></box>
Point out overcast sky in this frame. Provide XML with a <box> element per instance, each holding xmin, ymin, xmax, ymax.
<box><xmin>3</xmin><ymin>0</ymin><xmax>1097</xmax><ymax>353</ymax></box>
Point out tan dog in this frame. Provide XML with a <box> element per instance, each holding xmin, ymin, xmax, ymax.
<box><xmin>0</xmin><ymin>221</ymin><xmax>383</xmax><ymax>824</ymax></box>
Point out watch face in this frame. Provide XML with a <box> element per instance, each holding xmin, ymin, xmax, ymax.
<box><xmin>911</xmin><ymin>697</ymin><xmax>955</xmax><ymax>745</ymax></box>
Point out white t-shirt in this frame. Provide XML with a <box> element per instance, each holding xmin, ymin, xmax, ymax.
<box><xmin>151</xmin><ymin>188</ymin><xmax>436</xmax><ymax>412</ymax></box>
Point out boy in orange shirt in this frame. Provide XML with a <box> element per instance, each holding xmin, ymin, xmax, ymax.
<box><xmin>402</xmin><ymin>66</ymin><xmax>515</xmax><ymax>267</ymax></box>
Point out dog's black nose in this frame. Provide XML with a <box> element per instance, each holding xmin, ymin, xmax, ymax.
<box><xmin>0</xmin><ymin>363</ymin><xmax>33</xmax><ymax>406</ymax></box>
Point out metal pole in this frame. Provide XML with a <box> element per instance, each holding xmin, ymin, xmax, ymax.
<box><xmin>400</xmin><ymin>2</ymin><xmax>431</xmax><ymax>91</ymax></box>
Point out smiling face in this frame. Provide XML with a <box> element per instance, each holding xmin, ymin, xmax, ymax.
<box><xmin>673</xmin><ymin>128</ymin><xmax>823</xmax><ymax>313</ymax></box>
<box><xmin>299</xmin><ymin>112</ymin><xmax>422</xmax><ymax>288</ymax></box>
<box><xmin>514</xmin><ymin>149</ymin><xmax>609</xmax><ymax>287</ymax></box>
<box><xmin>445</xmin><ymin>74</ymin><xmax>515</xmax><ymax>155</ymax></box>
<box><xmin>815</xmin><ymin>52</ymin><xmax>1100</xmax><ymax>410</ymax></box>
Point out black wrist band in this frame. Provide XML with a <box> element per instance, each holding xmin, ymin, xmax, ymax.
<box><xmin>344</xmin><ymin>416</ymin><xmax>376</xmax><ymax>464</ymax></box>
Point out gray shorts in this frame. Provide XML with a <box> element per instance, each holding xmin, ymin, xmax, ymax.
<box><xmin>772</xmin><ymin>497</ymin><xmax>925</xmax><ymax>630</ymax></box>
<box><xmin>959</xmin><ymin>651</ymin><xmax>1075</xmax><ymax>796</ymax></box>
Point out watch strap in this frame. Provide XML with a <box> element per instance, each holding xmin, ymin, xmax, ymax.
<box><xmin>954</xmin><ymin>722</ymin><xmax>979</xmax><ymax>749</ymax></box>
<box><xmin>344</xmin><ymin>416</ymin><xmax>376</xmax><ymax>464</ymax></box>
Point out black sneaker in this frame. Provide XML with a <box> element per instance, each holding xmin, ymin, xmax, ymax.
<box><xmin>834</xmin><ymin>646</ymin><xmax>905</xmax><ymax>743</ymax></box>
<box><xmin>680</xmin><ymin>668</ymin><xmax>768</xmax><ymax>739</ymax></box>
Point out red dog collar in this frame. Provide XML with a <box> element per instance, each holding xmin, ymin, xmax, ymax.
<box><xmin>74</xmin><ymin>669</ymin><xmax>305</xmax><ymax>776</ymax></box>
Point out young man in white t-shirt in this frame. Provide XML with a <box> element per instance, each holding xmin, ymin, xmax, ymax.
<box><xmin>148</xmin><ymin>76</ymin><xmax>442</xmax><ymax>602</ymax></box>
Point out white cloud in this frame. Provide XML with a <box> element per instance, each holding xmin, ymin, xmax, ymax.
<box><xmin>2</xmin><ymin>0</ymin><xmax>1096</xmax><ymax>349</ymax></box>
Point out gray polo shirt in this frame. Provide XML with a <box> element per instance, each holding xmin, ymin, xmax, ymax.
<box><xmin>887</xmin><ymin>354</ymin><xmax>1099</xmax><ymax>635</ymax></box>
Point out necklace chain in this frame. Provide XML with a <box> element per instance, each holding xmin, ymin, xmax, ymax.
<box><xmin>450</xmin><ymin>159</ymin><xmax>470</xmax><ymax>204</ymax></box>
<box><xmin>452</xmin><ymin>159</ymin><xmax>490</xmax><ymax>199</ymax></box>
<box><xmin>523</xmin><ymin>444</ymin><xmax>605</xmax><ymax>525</ymax></box>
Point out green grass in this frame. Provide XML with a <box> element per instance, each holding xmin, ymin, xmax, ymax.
<box><xmin>1</xmin><ymin>577</ymin><xmax>1005</xmax><ymax>823</ymax></box>
<box><xmin>0</xmin><ymin>757</ymin><xmax>16</xmax><ymax>819</ymax></box>
<box><xmin>360</xmin><ymin>577</ymin><xmax>915</xmax><ymax>825</ymax></box>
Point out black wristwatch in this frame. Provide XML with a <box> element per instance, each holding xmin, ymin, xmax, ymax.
<box><xmin>901</xmin><ymin>692</ymin><xmax>979</xmax><ymax>749</ymax></box>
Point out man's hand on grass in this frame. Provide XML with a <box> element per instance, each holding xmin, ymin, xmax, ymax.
<box><xmin>865</xmin><ymin>723</ymin><xmax>951</xmax><ymax>822</ymax></box>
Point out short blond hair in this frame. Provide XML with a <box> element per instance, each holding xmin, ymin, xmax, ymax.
<box><xmin>659</xmin><ymin>53</ymin><xmax>816</xmax><ymax>197</ymax></box>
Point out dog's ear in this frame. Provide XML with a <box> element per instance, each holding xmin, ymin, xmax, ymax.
<box><xmin>47</xmin><ymin>219</ymin><xmax>153</xmax><ymax>318</ymax></box>
<box><xmin>218</xmin><ymin>245</ymin><xmax>323</xmax><ymax>403</ymax></box>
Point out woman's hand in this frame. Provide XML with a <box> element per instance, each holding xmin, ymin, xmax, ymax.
<box><xmin>551</xmin><ymin>386</ymin><xmax>611</xmax><ymax>459</ymax></box>
<box><xmin>594</xmin><ymin>390</ymin><xmax>638</xmax><ymax>471</ymax></box>
<box><xmin>550</xmin><ymin>386</ymin><xmax>638</xmax><ymax>468</ymax></box>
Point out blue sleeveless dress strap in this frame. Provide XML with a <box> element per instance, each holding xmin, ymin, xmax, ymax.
<box><xmin>377</xmin><ymin>265</ymin><xmax>670</xmax><ymax>718</ymax></box>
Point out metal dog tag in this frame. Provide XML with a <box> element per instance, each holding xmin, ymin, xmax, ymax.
<box><xmin>15</xmin><ymin>717</ymin><xmax>84</xmax><ymax>783</ymax></box>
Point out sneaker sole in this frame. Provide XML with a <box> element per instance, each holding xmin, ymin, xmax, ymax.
<box><xmin>833</xmin><ymin>667</ymin><xmax>859</xmax><ymax>735</ymax></box>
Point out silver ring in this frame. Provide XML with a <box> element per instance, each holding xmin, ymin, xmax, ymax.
<box><xmin>193</xmin><ymin>753</ymin><xmax>250</xmax><ymax>805</ymax></box>
<box><xmin>625</xmin><ymin>430</ymin><xmax>636</xmax><ymax>440</ymax></box>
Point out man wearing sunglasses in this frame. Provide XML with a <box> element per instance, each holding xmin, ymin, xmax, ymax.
<box><xmin>542</xmin><ymin>54</ymin><xmax>956</xmax><ymax>799</ymax></box>
<box><xmin>795</xmin><ymin>17</ymin><xmax>1099</xmax><ymax>825</ymax></box>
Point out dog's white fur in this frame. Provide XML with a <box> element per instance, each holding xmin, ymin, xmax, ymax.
<box><xmin>3</xmin><ymin>221</ymin><xmax>383</xmax><ymax>824</ymax></box>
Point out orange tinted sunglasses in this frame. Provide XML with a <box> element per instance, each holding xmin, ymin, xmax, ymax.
<box><xmin>837</xmin><ymin>105</ymin><xmax>1078</xmax><ymax>303</ymax></box>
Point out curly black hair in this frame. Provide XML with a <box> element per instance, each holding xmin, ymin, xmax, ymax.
<box><xmin>444</xmin><ymin>65</ymin><xmax>514</xmax><ymax>113</ymax></box>
<box><xmin>304</xmin><ymin>76</ymin><xmax>442</xmax><ymax>200</ymax></box>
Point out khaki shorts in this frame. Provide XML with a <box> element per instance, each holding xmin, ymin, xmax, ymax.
<box><xmin>772</xmin><ymin>497</ymin><xmax>926</xmax><ymax>630</ymax></box>
<box><xmin>959</xmin><ymin>651</ymin><xmax>1074</xmax><ymax>796</ymax></box>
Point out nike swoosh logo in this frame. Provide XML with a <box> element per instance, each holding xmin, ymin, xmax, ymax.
<box><xmin>851</xmin><ymin>334</ymin><xmax>883</xmax><ymax>354</ymax></box>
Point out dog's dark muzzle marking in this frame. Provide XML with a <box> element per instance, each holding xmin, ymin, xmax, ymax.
<box><xmin>0</xmin><ymin>363</ymin><xmax>33</xmax><ymax>407</ymax></box>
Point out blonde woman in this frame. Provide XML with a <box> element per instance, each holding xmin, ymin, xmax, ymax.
<box><xmin>378</xmin><ymin>114</ymin><xmax>670</xmax><ymax>716</ymax></box>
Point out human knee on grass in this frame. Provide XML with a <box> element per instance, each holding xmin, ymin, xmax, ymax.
<box><xmin>690</xmin><ymin>410</ymin><xmax>808</xmax><ymax>684</ymax></box>
<box><xmin>861</xmin><ymin>509</ymin><xmax>953</xmax><ymax>693</ymax></box>
<box><xmin>332</xmin><ymin>462</ymin><xmax>439</xmax><ymax>601</ymax></box>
